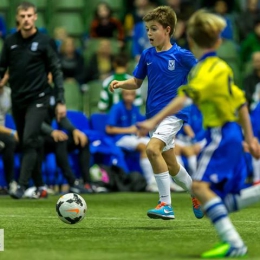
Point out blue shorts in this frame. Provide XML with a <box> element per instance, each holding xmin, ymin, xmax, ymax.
<box><xmin>193</xmin><ymin>122</ymin><xmax>247</xmax><ymax>199</ymax></box>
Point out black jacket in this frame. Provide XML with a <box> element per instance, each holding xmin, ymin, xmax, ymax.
<box><xmin>0</xmin><ymin>29</ymin><xmax>65</xmax><ymax>106</ymax></box>
<box><xmin>243</xmin><ymin>71</ymin><xmax>260</xmax><ymax>111</ymax></box>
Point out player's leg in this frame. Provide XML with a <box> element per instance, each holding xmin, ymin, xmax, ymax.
<box><xmin>146</xmin><ymin>137</ymin><xmax>174</xmax><ymax>219</ymax></box>
<box><xmin>194</xmin><ymin>124</ymin><xmax>247</xmax><ymax>258</ymax></box>
<box><xmin>135</xmin><ymin>137</ymin><xmax>157</xmax><ymax>192</ymax></box>
<box><xmin>116</xmin><ymin>135</ymin><xmax>157</xmax><ymax>191</ymax></box>
<box><xmin>163</xmin><ymin>148</ymin><xmax>204</xmax><ymax>219</ymax></box>
<box><xmin>192</xmin><ymin>181</ymin><xmax>247</xmax><ymax>258</ymax></box>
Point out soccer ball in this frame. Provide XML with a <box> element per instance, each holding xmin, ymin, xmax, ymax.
<box><xmin>56</xmin><ymin>193</ymin><xmax>87</xmax><ymax>224</ymax></box>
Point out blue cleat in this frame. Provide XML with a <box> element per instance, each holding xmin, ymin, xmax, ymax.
<box><xmin>147</xmin><ymin>201</ymin><xmax>175</xmax><ymax>220</ymax></box>
<box><xmin>191</xmin><ymin>196</ymin><xmax>204</xmax><ymax>219</ymax></box>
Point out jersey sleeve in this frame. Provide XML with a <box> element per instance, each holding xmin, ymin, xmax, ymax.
<box><xmin>231</xmin><ymin>85</ymin><xmax>247</xmax><ymax>110</ymax></box>
<box><xmin>178</xmin><ymin>74</ymin><xmax>211</xmax><ymax>103</ymax></box>
<box><xmin>181</xmin><ymin>50</ymin><xmax>197</xmax><ymax>71</ymax></box>
<box><xmin>133</xmin><ymin>50</ymin><xmax>147</xmax><ymax>80</ymax></box>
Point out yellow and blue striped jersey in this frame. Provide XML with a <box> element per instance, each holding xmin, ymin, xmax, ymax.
<box><xmin>178</xmin><ymin>52</ymin><xmax>246</xmax><ymax>128</ymax></box>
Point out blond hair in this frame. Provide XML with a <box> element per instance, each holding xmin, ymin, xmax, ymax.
<box><xmin>143</xmin><ymin>6</ymin><xmax>177</xmax><ymax>37</ymax></box>
<box><xmin>187</xmin><ymin>10</ymin><xmax>226</xmax><ymax>48</ymax></box>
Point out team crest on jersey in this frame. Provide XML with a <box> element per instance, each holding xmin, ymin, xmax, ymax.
<box><xmin>31</xmin><ymin>42</ymin><xmax>38</xmax><ymax>51</ymax></box>
<box><xmin>168</xmin><ymin>60</ymin><xmax>175</xmax><ymax>70</ymax></box>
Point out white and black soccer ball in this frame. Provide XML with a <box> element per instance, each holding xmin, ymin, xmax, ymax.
<box><xmin>56</xmin><ymin>193</ymin><xmax>87</xmax><ymax>224</ymax></box>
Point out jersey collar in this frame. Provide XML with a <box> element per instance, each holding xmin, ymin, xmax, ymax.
<box><xmin>198</xmin><ymin>51</ymin><xmax>217</xmax><ymax>62</ymax></box>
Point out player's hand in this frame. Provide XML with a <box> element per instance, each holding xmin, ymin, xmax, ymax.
<box><xmin>13</xmin><ymin>131</ymin><xmax>19</xmax><ymax>142</ymax></box>
<box><xmin>51</xmin><ymin>130</ymin><xmax>68</xmax><ymax>142</ymax></box>
<box><xmin>248</xmin><ymin>138</ymin><xmax>260</xmax><ymax>159</ymax></box>
<box><xmin>137</xmin><ymin>119</ymin><xmax>157</xmax><ymax>136</ymax></box>
<box><xmin>128</xmin><ymin>125</ymin><xmax>138</xmax><ymax>134</ymax></box>
<box><xmin>109</xmin><ymin>80</ymin><xmax>121</xmax><ymax>93</ymax></box>
<box><xmin>55</xmin><ymin>103</ymin><xmax>67</xmax><ymax>122</ymax></box>
<box><xmin>73</xmin><ymin>129</ymin><xmax>88</xmax><ymax>147</ymax></box>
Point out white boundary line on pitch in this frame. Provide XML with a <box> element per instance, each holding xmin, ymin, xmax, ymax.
<box><xmin>0</xmin><ymin>215</ymin><xmax>260</xmax><ymax>223</ymax></box>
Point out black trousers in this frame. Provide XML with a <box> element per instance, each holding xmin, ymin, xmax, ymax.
<box><xmin>12</xmin><ymin>97</ymin><xmax>49</xmax><ymax>188</ymax></box>
<box><xmin>44</xmin><ymin>134</ymin><xmax>91</xmax><ymax>185</ymax></box>
<box><xmin>0</xmin><ymin>133</ymin><xmax>16</xmax><ymax>184</ymax></box>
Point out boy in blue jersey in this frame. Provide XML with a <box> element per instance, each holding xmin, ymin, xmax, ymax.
<box><xmin>110</xmin><ymin>6</ymin><xmax>204</xmax><ymax>220</ymax></box>
<box><xmin>138</xmin><ymin>10</ymin><xmax>260</xmax><ymax>258</ymax></box>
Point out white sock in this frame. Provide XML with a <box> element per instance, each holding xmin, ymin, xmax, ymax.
<box><xmin>252</xmin><ymin>158</ymin><xmax>260</xmax><ymax>183</ymax></box>
<box><xmin>140</xmin><ymin>158</ymin><xmax>155</xmax><ymax>185</ymax></box>
<box><xmin>204</xmin><ymin>197</ymin><xmax>244</xmax><ymax>247</ymax></box>
<box><xmin>172</xmin><ymin>164</ymin><xmax>192</xmax><ymax>193</ymax></box>
<box><xmin>176</xmin><ymin>155</ymin><xmax>184</xmax><ymax>166</ymax></box>
<box><xmin>154</xmin><ymin>171</ymin><xmax>171</xmax><ymax>205</ymax></box>
<box><xmin>187</xmin><ymin>155</ymin><xmax>197</xmax><ymax>176</ymax></box>
<box><xmin>224</xmin><ymin>185</ymin><xmax>260</xmax><ymax>212</ymax></box>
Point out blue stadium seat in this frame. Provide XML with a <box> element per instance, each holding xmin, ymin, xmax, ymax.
<box><xmin>89</xmin><ymin>113</ymin><xmax>130</xmax><ymax>172</ymax></box>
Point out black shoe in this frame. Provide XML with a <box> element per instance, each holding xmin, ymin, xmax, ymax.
<box><xmin>31</xmin><ymin>187</ymin><xmax>48</xmax><ymax>199</ymax></box>
<box><xmin>69</xmin><ymin>180</ymin><xmax>93</xmax><ymax>194</ymax></box>
<box><xmin>10</xmin><ymin>186</ymin><xmax>25</xmax><ymax>199</ymax></box>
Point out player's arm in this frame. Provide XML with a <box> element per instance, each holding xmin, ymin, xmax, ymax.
<box><xmin>109</xmin><ymin>77</ymin><xmax>142</xmax><ymax>93</ymax></box>
<box><xmin>106</xmin><ymin>125</ymin><xmax>137</xmax><ymax>135</ymax></box>
<box><xmin>183</xmin><ymin>124</ymin><xmax>195</xmax><ymax>139</ymax></box>
<box><xmin>45</xmin><ymin>39</ymin><xmax>66</xmax><ymax>121</ymax></box>
<box><xmin>238</xmin><ymin>104</ymin><xmax>260</xmax><ymax>159</ymax></box>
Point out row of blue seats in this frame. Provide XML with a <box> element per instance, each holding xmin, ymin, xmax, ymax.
<box><xmin>0</xmin><ymin>111</ymin><xmax>143</xmax><ymax>187</ymax></box>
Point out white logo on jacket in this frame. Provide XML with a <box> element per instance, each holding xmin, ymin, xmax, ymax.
<box><xmin>168</xmin><ymin>60</ymin><xmax>175</xmax><ymax>71</ymax></box>
<box><xmin>31</xmin><ymin>42</ymin><xmax>38</xmax><ymax>51</ymax></box>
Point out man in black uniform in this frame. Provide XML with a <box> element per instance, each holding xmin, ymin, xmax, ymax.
<box><xmin>0</xmin><ymin>1</ymin><xmax>66</xmax><ymax>199</ymax></box>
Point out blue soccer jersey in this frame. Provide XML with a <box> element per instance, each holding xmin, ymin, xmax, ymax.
<box><xmin>133</xmin><ymin>43</ymin><xmax>196</xmax><ymax>120</ymax></box>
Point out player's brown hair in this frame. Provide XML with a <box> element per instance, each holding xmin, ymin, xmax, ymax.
<box><xmin>143</xmin><ymin>6</ymin><xmax>177</xmax><ymax>37</ymax></box>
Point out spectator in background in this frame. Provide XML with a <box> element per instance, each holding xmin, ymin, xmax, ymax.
<box><xmin>98</xmin><ymin>53</ymin><xmax>143</xmax><ymax>112</ymax></box>
<box><xmin>41</xmin><ymin>89</ymin><xmax>93</xmax><ymax>194</ymax></box>
<box><xmin>213</xmin><ymin>0</ymin><xmax>234</xmax><ymax>40</ymax></box>
<box><xmin>106</xmin><ymin>89</ymin><xmax>158</xmax><ymax>192</ymax></box>
<box><xmin>165</xmin><ymin>0</ymin><xmax>195</xmax><ymax>48</ymax></box>
<box><xmin>0</xmin><ymin>73</ymin><xmax>18</xmax><ymax>194</ymax></box>
<box><xmin>59</xmin><ymin>37</ymin><xmax>85</xmax><ymax>86</ymax></box>
<box><xmin>85</xmin><ymin>38</ymin><xmax>114</xmax><ymax>82</ymax></box>
<box><xmin>244</xmin><ymin>51</ymin><xmax>260</xmax><ymax>111</ymax></box>
<box><xmin>90</xmin><ymin>2</ymin><xmax>125</xmax><ymax>49</ymax></box>
<box><xmin>240</xmin><ymin>19</ymin><xmax>260</xmax><ymax>63</ymax></box>
<box><xmin>53</xmin><ymin>26</ymin><xmax>68</xmax><ymax>52</ymax></box>
<box><xmin>124</xmin><ymin>0</ymin><xmax>155</xmax><ymax>38</ymax></box>
<box><xmin>236</xmin><ymin>0</ymin><xmax>260</xmax><ymax>42</ymax></box>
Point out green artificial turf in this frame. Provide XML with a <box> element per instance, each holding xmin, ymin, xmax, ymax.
<box><xmin>0</xmin><ymin>192</ymin><xmax>259</xmax><ymax>260</ymax></box>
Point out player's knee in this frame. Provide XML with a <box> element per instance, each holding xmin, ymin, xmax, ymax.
<box><xmin>146</xmin><ymin>143</ymin><xmax>161</xmax><ymax>160</ymax></box>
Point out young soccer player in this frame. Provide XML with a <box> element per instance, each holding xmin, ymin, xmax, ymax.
<box><xmin>110</xmin><ymin>6</ymin><xmax>204</xmax><ymax>220</ymax></box>
<box><xmin>137</xmin><ymin>10</ymin><xmax>260</xmax><ymax>258</ymax></box>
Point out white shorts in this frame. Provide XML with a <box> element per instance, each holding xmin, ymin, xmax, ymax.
<box><xmin>116</xmin><ymin>135</ymin><xmax>150</xmax><ymax>151</ymax></box>
<box><xmin>149</xmin><ymin>116</ymin><xmax>183</xmax><ymax>152</ymax></box>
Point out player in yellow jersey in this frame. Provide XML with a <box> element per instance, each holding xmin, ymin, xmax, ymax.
<box><xmin>138</xmin><ymin>10</ymin><xmax>260</xmax><ymax>258</ymax></box>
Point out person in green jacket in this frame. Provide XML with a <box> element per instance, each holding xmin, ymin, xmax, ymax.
<box><xmin>240</xmin><ymin>18</ymin><xmax>260</xmax><ymax>63</ymax></box>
